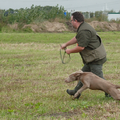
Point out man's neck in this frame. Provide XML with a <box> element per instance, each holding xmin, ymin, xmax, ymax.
<box><xmin>76</xmin><ymin>22</ymin><xmax>83</xmax><ymax>29</ymax></box>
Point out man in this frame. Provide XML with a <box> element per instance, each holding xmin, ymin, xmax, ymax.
<box><xmin>61</xmin><ymin>12</ymin><xmax>110</xmax><ymax>99</ymax></box>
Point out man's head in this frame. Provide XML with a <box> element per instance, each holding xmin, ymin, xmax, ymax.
<box><xmin>71</xmin><ymin>12</ymin><xmax>84</xmax><ymax>29</ymax></box>
<box><xmin>72</xmin><ymin>12</ymin><xmax>84</xmax><ymax>22</ymax></box>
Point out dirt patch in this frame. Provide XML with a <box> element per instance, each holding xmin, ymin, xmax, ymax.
<box><xmin>43</xmin><ymin>21</ymin><xmax>69</xmax><ymax>32</ymax></box>
<box><xmin>8</xmin><ymin>23</ymin><xmax>18</xmax><ymax>30</ymax></box>
<box><xmin>39</xmin><ymin>109</ymin><xmax>82</xmax><ymax>119</ymax></box>
<box><xmin>22</xmin><ymin>21</ymin><xmax>70</xmax><ymax>32</ymax></box>
<box><xmin>39</xmin><ymin>101</ymin><xmax>120</xmax><ymax>119</ymax></box>
<box><xmin>46</xmin><ymin>109</ymin><xmax>81</xmax><ymax>118</ymax></box>
<box><xmin>89</xmin><ymin>21</ymin><xmax>120</xmax><ymax>31</ymax></box>
<box><xmin>9</xmin><ymin>21</ymin><xmax>120</xmax><ymax>32</ymax></box>
<box><xmin>66</xmin><ymin>21</ymin><xmax>120</xmax><ymax>32</ymax></box>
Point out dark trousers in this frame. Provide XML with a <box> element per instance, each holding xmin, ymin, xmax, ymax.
<box><xmin>81</xmin><ymin>64</ymin><xmax>104</xmax><ymax>79</ymax></box>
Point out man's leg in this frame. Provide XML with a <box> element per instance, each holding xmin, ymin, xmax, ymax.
<box><xmin>82</xmin><ymin>64</ymin><xmax>91</xmax><ymax>72</ymax></box>
<box><xmin>89</xmin><ymin>64</ymin><xmax>104</xmax><ymax>78</ymax></box>
<box><xmin>66</xmin><ymin>64</ymin><xmax>90</xmax><ymax>99</ymax></box>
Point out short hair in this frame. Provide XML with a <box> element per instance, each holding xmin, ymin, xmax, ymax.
<box><xmin>72</xmin><ymin>12</ymin><xmax>84</xmax><ymax>22</ymax></box>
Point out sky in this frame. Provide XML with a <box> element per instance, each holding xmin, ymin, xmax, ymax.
<box><xmin>0</xmin><ymin>0</ymin><xmax>120</xmax><ymax>12</ymax></box>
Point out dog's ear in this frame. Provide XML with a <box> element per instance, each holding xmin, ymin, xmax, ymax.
<box><xmin>74</xmin><ymin>72</ymin><xmax>82</xmax><ymax>80</ymax></box>
<box><xmin>70</xmin><ymin>70</ymin><xmax>83</xmax><ymax>80</ymax></box>
<box><xmin>75</xmin><ymin>70</ymin><xmax>83</xmax><ymax>75</ymax></box>
<box><xmin>78</xmin><ymin>70</ymin><xmax>83</xmax><ymax>73</ymax></box>
<box><xmin>74</xmin><ymin>73</ymin><xmax>81</xmax><ymax>76</ymax></box>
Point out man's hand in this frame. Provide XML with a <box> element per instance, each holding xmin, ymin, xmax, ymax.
<box><xmin>60</xmin><ymin>37</ymin><xmax>77</xmax><ymax>50</ymax></box>
<box><xmin>60</xmin><ymin>43</ymin><xmax>67</xmax><ymax>50</ymax></box>
<box><xmin>65</xmin><ymin>49</ymin><xmax>71</xmax><ymax>54</ymax></box>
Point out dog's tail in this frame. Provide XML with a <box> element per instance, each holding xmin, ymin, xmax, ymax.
<box><xmin>115</xmin><ymin>85</ymin><xmax>120</xmax><ymax>89</ymax></box>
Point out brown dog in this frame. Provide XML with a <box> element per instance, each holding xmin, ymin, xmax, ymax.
<box><xmin>65</xmin><ymin>70</ymin><xmax>120</xmax><ymax>100</ymax></box>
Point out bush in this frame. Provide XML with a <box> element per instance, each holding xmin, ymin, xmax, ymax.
<box><xmin>2</xmin><ymin>5</ymin><xmax>70</xmax><ymax>25</ymax></box>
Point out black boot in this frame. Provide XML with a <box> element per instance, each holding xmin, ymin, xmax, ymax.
<box><xmin>66</xmin><ymin>81</ymin><xmax>83</xmax><ymax>99</ymax></box>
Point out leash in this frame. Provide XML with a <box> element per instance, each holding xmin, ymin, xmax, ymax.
<box><xmin>60</xmin><ymin>46</ymin><xmax>71</xmax><ymax>64</ymax></box>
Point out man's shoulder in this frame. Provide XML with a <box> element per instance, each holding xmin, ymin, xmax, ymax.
<box><xmin>79</xmin><ymin>22</ymin><xmax>95</xmax><ymax>31</ymax></box>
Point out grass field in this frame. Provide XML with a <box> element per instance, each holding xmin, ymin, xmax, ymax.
<box><xmin>0</xmin><ymin>32</ymin><xmax>120</xmax><ymax>120</ymax></box>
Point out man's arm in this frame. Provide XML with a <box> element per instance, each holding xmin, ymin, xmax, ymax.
<box><xmin>61</xmin><ymin>37</ymin><xmax>77</xmax><ymax>49</ymax></box>
<box><xmin>65</xmin><ymin>45</ymin><xmax>84</xmax><ymax>54</ymax></box>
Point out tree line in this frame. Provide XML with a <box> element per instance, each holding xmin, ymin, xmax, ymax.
<box><xmin>0</xmin><ymin>5</ymin><xmax>71</xmax><ymax>25</ymax></box>
<box><xmin>0</xmin><ymin>4</ymin><xmax>120</xmax><ymax>29</ymax></box>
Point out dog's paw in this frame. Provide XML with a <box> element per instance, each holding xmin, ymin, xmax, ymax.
<box><xmin>74</xmin><ymin>93</ymin><xmax>79</xmax><ymax>98</ymax></box>
<box><xmin>72</xmin><ymin>94</ymin><xmax>78</xmax><ymax>100</ymax></box>
<box><xmin>73</xmin><ymin>93</ymin><xmax>81</xmax><ymax>100</ymax></box>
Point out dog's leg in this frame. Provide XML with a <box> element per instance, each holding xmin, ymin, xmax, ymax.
<box><xmin>73</xmin><ymin>85</ymin><xmax>88</xmax><ymax>99</ymax></box>
<box><xmin>109</xmin><ymin>88</ymin><xmax>120</xmax><ymax>100</ymax></box>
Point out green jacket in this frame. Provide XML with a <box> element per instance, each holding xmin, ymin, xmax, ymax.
<box><xmin>76</xmin><ymin>22</ymin><xmax>107</xmax><ymax>64</ymax></box>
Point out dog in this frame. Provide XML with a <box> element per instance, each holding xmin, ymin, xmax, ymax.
<box><xmin>65</xmin><ymin>70</ymin><xmax>120</xmax><ymax>100</ymax></box>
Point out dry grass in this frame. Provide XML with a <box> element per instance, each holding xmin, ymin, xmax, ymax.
<box><xmin>0</xmin><ymin>32</ymin><xmax>120</xmax><ymax>120</ymax></box>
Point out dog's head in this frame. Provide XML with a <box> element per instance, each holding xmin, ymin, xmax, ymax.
<box><xmin>65</xmin><ymin>70</ymin><xmax>83</xmax><ymax>83</ymax></box>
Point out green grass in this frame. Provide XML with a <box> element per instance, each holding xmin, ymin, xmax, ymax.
<box><xmin>0</xmin><ymin>33</ymin><xmax>74</xmax><ymax>44</ymax></box>
<box><xmin>0</xmin><ymin>32</ymin><xmax>120</xmax><ymax>120</ymax></box>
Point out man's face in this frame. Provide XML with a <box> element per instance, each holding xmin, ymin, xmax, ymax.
<box><xmin>71</xmin><ymin>16</ymin><xmax>77</xmax><ymax>29</ymax></box>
